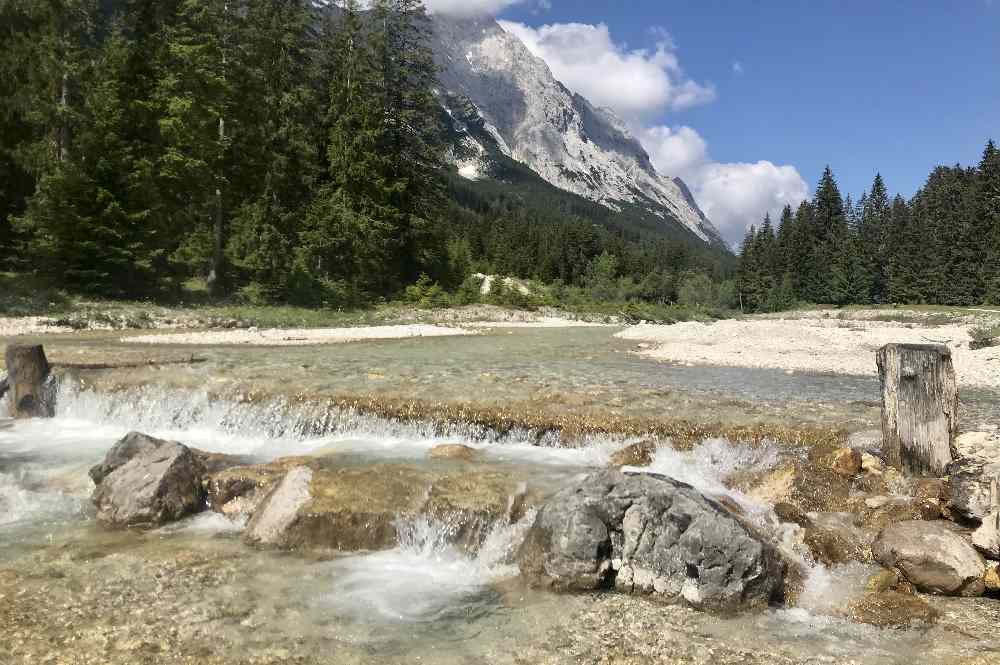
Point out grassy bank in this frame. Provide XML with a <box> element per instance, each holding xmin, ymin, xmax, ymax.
<box><xmin>0</xmin><ymin>271</ymin><xmax>733</xmax><ymax>331</ymax></box>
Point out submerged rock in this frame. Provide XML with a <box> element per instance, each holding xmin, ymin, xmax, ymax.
<box><xmin>802</xmin><ymin>512</ymin><xmax>875</xmax><ymax>565</ymax></box>
<box><xmin>608</xmin><ymin>441</ymin><xmax>657</xmax><ymax>468</ymax></box>
<box><xmin>428</xmin><ymin>444</ymin><xmax>479</xmax><ymax>461</ymax></box>
<box><xmin>847</xmin><ymin>591</ymin><xmax>938</xmax><ymax>629</ymax></box>
<box><xmin>741</xmin><ymin>458</ymin><xmax>852</xmax><ymax>514</ymax></box>
<box><xmin>517</xmin><ymin>470</ymin><xmax>785</xmax><ymax>612</ymax></box>
<box><xmin>90</xmin><ymin>432</ymin><xmax>206</xmax><ymax>527</ymax></box>
<box><xmin>242</xmin><ymin>461</ymin><xmax>537</xmax><ymax>551</ymax></box>
<box><xmin>872</xmin><ymin>520</ymin><xmax>986</xmax><ymax>597</ymax></box>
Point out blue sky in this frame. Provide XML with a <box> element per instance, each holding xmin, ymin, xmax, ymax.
<box><xmin>428</xmin><ymin>0</ymin><xmax>999</xmax><ymax>242</ymax></box>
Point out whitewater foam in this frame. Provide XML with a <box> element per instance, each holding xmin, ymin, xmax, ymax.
<box><xmin>317</xmin><ymin>513</ymin><xmax>534</xmax><ymax>624</ymax></box>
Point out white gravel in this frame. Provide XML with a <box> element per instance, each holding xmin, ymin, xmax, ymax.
<box><xmin>0</xmin><ymin>317</ymin><xmax>72</xmax><ymax>337</ymax></box>
<box><xmin>617</xmin><ymin>318</ymin><xmax>1000</xmax><ymax>389</ymax></box>
<box><xmin>464</xmin><ymin>317</ymin><xmax>615</xmax><ymax>329</ymax></box>
<box><xmin>123</xmin><ymin>324</ymin><xmax>475</xmax><ymax>347</ymax></box>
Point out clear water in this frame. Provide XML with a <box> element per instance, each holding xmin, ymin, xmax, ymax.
<box><xmin>3</xmin><ymin>328</ymin><xmax>1000</xmax><ymax>663</ymax></box>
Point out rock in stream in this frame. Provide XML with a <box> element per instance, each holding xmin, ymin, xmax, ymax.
<box><xmin>90</xmin><ymin>432</ymin><xmax>207</xmax><ymax>527</ymax></box>
<box><xmin>516</xmin><ymin>469</ymin><xmax>786</xmax><ymax>612</ymax></box>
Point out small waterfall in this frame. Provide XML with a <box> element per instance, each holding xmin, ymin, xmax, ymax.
<box><xmin>318</xmin><ymin>512</ymin><xmax>535</xmax><ymax>624</ymax></box>
<box><xmin>37</xmin><ymin>379</ymin><xmax>626</xmax><ymax>465</ymax></box>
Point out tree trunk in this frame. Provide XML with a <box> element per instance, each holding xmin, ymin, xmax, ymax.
<box><xmin>876</xmin><ymin>343</ymin><xmax>958</xmax><ymax>476</ymax></box>
<box><xmin>58</xmin><ymin>69</ymin><xmax>70</xmax><ymax>163</ymax></box>
<box><xmin>4</xmin><ymin>345</ymin><xmax>54</xmax><ymax>419</ymax></box>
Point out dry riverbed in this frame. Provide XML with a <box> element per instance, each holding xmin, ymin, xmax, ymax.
<box><xmin>618</xmin><ymin>311</ymin><xmax>1000</xmax><ymax>389</ymax></box>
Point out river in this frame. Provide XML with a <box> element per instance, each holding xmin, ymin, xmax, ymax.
<box><xmin>2</xmin><ymin>326</ymin><xmax>999</xmax><ymax>663</ymax></box>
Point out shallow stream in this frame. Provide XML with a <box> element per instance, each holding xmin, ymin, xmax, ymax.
<box><xmin>2</xmin><ymin>327</ymin><xmax>1000</xmax><ymax>663</ymax></box>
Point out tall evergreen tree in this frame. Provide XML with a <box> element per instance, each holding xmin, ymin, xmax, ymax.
<box><xmin>808</xmin><ymin>166</ymin><xmax>847</xmax><ymax>303</ymax></box>
<box><xmin>980</xmin><ymin>140</ymin><xmax>1000</xmax><ymax>303</ymax></box>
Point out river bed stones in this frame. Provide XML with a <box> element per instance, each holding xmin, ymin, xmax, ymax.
<box><xmin>242</xmin><ymin>460</ymin><xmax>538</xmax><ymax>552</ymax></box>
<box><xmin>872</xmin><ymin>520</ymin><xmax>986</xmax><ymax>597</ymax></box>
<box><xmin>90</xmin><ymin>432</ymin><xmax>207</xmax><ymax>527</ymax></box>
<box><xmin>517</xmin><ymin>470</ymin><xmax>785</xmax><ymax>612</ymax></box>
<box><xmin>972</xmin><ymin>512</ymin><xmax>1000</xmax><ymax>560</ymax></box>
<box><xmin>948</xmin><ymin>456</ymin><xmax>999</xmax><ymax>523</ymax></box>
<box><xmin>739</xmin><ymin>457</ymin><xmax>852</xmax><ymax>514</ymax></box>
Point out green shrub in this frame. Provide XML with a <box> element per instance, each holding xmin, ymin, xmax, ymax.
<box><xmin>404</xmin><ymin>274</ymin><xmax>451</xmax><ymax>309</ymax></box>
<box><xmin>969</xmin><ymin>324</ymin><xmax>1000</xmax><ymax>350</ymax></box>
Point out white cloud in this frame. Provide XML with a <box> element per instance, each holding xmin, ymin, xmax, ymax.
<box><xmin>640</xmin><ymin>126</ymin><xmax>708</xmax><ymax>180</ymax></box>
<box><xmin>641</xmin><ymin>126</ymin><xmax>808</xmax><ymax>245</ymax></box>
<box><xmin>499</xmin><ymin>21</ymin><xmax>715</xmax><ymax>119</ymax></box>
<box><xmin>424</xmin><ymin>0</ymin><xmax>528</xmax><ymax>17</ymax></box>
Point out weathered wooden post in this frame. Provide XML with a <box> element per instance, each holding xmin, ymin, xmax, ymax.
<box><xmin>876</xmin><ymin>343</ymin><xmax>957</xmax><ymax>476</ymax></box>
<box><xmin>4</xmin><ymin>344</ymin><xmax>55</xmax><ymax>418</ymax></box>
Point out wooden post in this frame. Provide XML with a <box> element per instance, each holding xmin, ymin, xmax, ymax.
<box><xmin>4</xmin><ymin>345</ymin><xmax>54</xmax><ymax>419</ymax></box>
<box><xmin>876</xmin><ymin>343</ymin><xmax>957</xmax><ymax>477</ymax></box>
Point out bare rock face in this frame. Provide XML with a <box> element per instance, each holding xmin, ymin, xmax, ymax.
<box><xmin>244</xmin><ymin>466</ymin><xmax>314</xmax><ymax>546</ymax></box>
<box><xmin>90</xmin><ymin>432</ymin><xmax>206</xmax><ymax>527</ymax></box>
<box><xmin>242</xmin><ymin>462</ymin><xmax>537</xmax><ymax>552</ymax></box>
<box><xmin>206</xmin><ymin>456</ymin><xmax>314</xmax><ymax>517</ymax></box>
<box><xmin>972</xmin><ymin>512</ymin><xmax>1000</xmax><ymax>560</ymax></box>
<box><xmin>517</xmin><ymin>470</ymin><xmax>785</xmax><ymax>612</ymax></box>
<box><xmin>948</xmin><ymin>457</ymin><xmax>999</xmax><ymax>523</ymax></box>
<box><xmin>872</xmin><ymin>520</ymin><xmax>986</xmax><ymax>597</ymax></box>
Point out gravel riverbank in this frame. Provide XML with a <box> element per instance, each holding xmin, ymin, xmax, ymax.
<box><xmin>618</xmin><ymin>316</ymin><xmax>1000</xmax><ymax>389</ymax></box>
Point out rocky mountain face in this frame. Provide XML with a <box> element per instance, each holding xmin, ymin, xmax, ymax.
<box><xmin>432</xmin><ymin>16</ymin><xmax>726</xmax><ymax>248</ymax></box>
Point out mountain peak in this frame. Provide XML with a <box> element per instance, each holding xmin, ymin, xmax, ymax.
<box><xmin>431</xmin><ymin>15</ymin><xmax>726</xmax><ymax>248</ymax></box>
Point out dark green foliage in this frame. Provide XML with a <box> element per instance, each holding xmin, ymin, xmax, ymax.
<box><xmin>738</xmin><ymin>146</ymin><xmax>1000</xmax><ymax>311</ymax></box>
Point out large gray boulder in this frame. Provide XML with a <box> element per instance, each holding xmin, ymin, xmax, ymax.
<box><xmin>872</xmin><ymin>520</ymin><xmax>986</xmax><ymax>597</ymax></box>
<box><xmin>948</xmin><ymin>457</ymin><xmax>999</xmax><ymax>523</ymax></box>
<box><xmin>517</xmin><ymin>470</ymin><xmax>786</xmax><ymax>612</ymax></box>
<box><xmin>91</xmin><ymin>432</ymin><xmax>206</xmax><ymax>527</ymax></box>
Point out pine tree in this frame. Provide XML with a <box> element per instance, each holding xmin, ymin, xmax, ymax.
<box><xmin>225</xmin><ymin>0</ymin><xmax>321</xmax><ymax>300</ymax></box>
<box><xmin>857</xmin><ymin>174</ymin><xmax>890</xmax><ymax>302</ymax></box>
<box><xmin>979</xmin><ymin>140</ymin><xmax>1000</xmax><ymax>304</ymax></box>
<box><xmin>887</xmin><ymin>194</ymin><xmax>920</xmax><ymax>303</ymax></box>
<box><xmin>808</xmin><ymin>167</ymin><xmax>847</xmax><ymax>303</ymax></box>
<box><xmin>0</xmin><ymin>0</ymin><xmax>96</xmax><ymax>262</ymax></box>
<box><xmin>157</xmin><ymin>0</ymin><xmax>232</xmax><ymax>291</ymax></box>
<box><xmin>18</xmin><ymin>0</ymin><xmax>185</xmax><ymax>296</ymax></box>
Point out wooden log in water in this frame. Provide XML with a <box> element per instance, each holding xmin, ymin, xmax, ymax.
<box><xmin>4</xmin><ymin>344</ymin><xmax>54</xmax><ymax>419</ymax></box>
<box><xmin>876</xmin><ymin>343</ymin><xmax>958</xmax><ymax>477</ymax></box>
